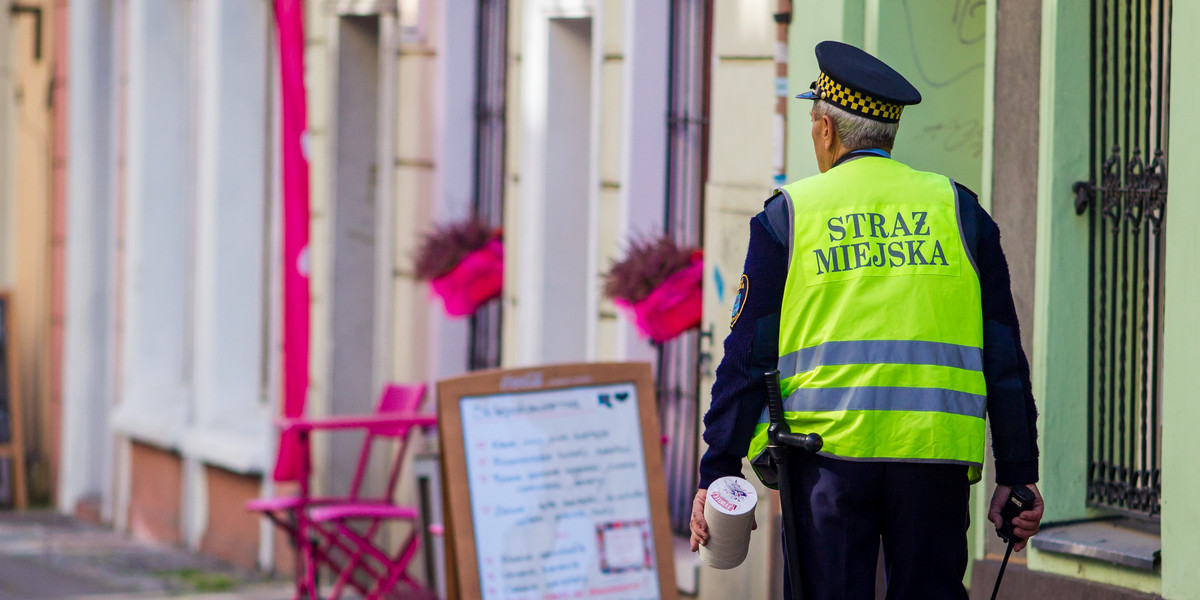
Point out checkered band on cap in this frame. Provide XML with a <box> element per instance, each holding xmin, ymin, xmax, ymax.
<box><xmin>814</xmin><ymin>72</ymin><xmax>905</xmax><ymax>123</ymax></box>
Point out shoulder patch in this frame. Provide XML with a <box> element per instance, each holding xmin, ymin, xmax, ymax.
<box><xmin>730</xmin><ymin>274</ymin><xmax>749</xmax><ymax>329</ymax></box>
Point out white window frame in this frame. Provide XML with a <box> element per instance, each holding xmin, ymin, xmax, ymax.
<box><xmin>111</xmin><ymin>0</ymin><xmax>199</xmax><ymax>448</ymax></box>
<box><xmin>180</xmin><ymin>0</ymin><xmax>276</xmax><ymax>476</ymax></box>
<box><xmin>112</xmin><ymin>0</ymin><xmax>277</xmax><ymax>477</ymax></box>
<box><xmin>515</xmin><ymin>0</ymin><xmax>601</xmax><ymax>365</ymax></box>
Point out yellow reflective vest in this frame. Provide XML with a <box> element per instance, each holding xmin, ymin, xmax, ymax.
<box><xmin>748</xmin><ymin>157</ymin><xmax>986</xmax><ymax>485</ymax></box>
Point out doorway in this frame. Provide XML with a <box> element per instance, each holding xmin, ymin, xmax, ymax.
<box><xmin>537</xmin><ymin>17</ymin><xmax>593</xmax><ymax>363</ymax></box>
<box><xmin>329</xmin><ymin>15</ymin><xmax>381</xmax><ymax>494</ymax></box>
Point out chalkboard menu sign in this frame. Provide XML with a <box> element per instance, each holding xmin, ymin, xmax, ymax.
<box><xmin>438</xmin><ymin>363</ymin><xmax>677</xmax><ymax>600</ymax></box>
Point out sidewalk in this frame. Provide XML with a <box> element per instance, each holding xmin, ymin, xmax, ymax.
<box><xmin>0</xmin><ymin>510</ymin><xmax>293</xmax><ymax>599</ymax></box>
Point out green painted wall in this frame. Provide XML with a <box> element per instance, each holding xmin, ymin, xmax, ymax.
<box><xmin>786</xmin><ymin>0</ymin><xmax>864</xmax><ymax>182</ymax></box>
<box><xmin>873</xmin><ymin>0</ymin><xmax>986</xmax><ymax>194</ymax></box>
<box><xmin>1024</xmin><ymin>1</ymin><xmax>1164</xmax><ymax>591</ymax></box>
<box><xmin>1031</xmin><ymin>549</ymin><xmax>1162</xmax><ymax>595</ymax></box>
<box><xmin>783</xmin><ymin>0</ymin><xmax>1199</xmax><ymax>596</ymax></box>
<box><xmin>786</xmin><ymin>0</ymin><xmax>984</xmax><ymax>194</ymax></box>
<box><xmin>1029</xmin><ymin>0</ymin><xmax>1092</xmax><ymax>531</ymax></box>
<box><xmin>1159</xmin><ymin>1</ymin><xmax>1200</xmax><ymax>596</ymax></box>
<box><xmin>979</xmin><ymin>0</ymin><xmax>996</xmax><ymax>214</ymax></box>
<box><xmin>1026</xmin><ymin>0</ymin><xmax>1200</xmax><ymax>596</ymax></box>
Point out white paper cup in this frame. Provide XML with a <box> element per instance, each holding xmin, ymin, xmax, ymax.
<box><xmin>699</xmin><ymin>476</ymin><xmax>758</xmax><ymax>570</ymax></box>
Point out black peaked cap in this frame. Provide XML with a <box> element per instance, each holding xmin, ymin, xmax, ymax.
<box><xmin>796</xmin><ymin>41</ymin><xmax>921</xmax><ymax>122</ymax></box>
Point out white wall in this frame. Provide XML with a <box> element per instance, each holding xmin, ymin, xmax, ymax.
<box><xmin>615</xmin><ymin>0</ymin><xmax>669</xmax><ymax>363</ymax></box>
<box><xmin>428</xmin><ymin>0</ymin><xmax>477</xmax><ymax>379</ymax></box>
<box><xmin>112</xmin><ymin>0</ymin><xmax>196</xmax><ymax>445</ymax></box>
<box><xmin>697</xmin><ymin>1</ymin><xmax>780</xmax><ymax>599</ymax></box>
<box><xmin>508</xmin><ymin>0</ymin><xmax>679</xmax><ymax>366</ymax></box>
<box><xmin>61</xmin><ymin>0</ymin><xmax>279</xmax><ymax>543</ymax></box>
<box><xmin>542</xmin><ymin>17</ymin><xmax>594</xmax><ymax>362</ymax></box>
<box><xmin>514</xmin><ymin>0</ymin><xmax>598</xmax><ymax>366</ymax></box>
<box><xmin>59</xmin><ymin>0</ymin><xmax>118</xmax><ymax>518</ymax></box>
<box><xmin>182</xmin><ymin>0</ymin><xmax>274</xmax><ymax>504</ymax></box>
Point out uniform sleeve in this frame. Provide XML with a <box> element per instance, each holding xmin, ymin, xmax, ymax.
<box><xmin>974</xmin><ymin>205</ymin><xmax>1041</xmax><ymax>485</ymax></box>
<box><xmin>697</xmin><ymin>213</ymin><xmax>788</xmax><ymax>490</ymax></box>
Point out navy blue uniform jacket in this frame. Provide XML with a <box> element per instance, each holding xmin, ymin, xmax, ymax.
<box><xmin>698</xmin><ymin>169</ymin><xmax>1040</xmax><ymax>489</ymax></box>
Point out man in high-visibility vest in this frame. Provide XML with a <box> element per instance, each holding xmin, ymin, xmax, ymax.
<box><xmin>689</xmin><ymin>41</ymin><xmax>1044</xmax><ymax>600</ymax></box>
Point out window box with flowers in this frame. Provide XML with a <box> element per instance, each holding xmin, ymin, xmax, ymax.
<box><xmin>604</xmin><ymin>237</ymin><xmax>704</xmax><ymax>344</ymax></box>
<box><xmin>414</xmin><ymin>220</ymin><xmax>504</xmax><ymax>317</ymax></box>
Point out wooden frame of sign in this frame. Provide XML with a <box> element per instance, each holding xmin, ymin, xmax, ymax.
<box><xmin>437</xmin><ymin>362</ymin><xmax>678</xmax><ymax>600</ymax></box>
<box><xmin>0</xmin><ymin>291</ymin><xmax>27</xmax><ymax>509</ymax></box>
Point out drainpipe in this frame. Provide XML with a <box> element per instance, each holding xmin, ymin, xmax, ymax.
<box><xmin>773</xmin><ymin>1</ymin><xmax>791</xmax><ymax>188</ymax></box>
<box><xmin>9</xmin><ymin>3</ymin><xmax>43</xmax><ymax>61</ymax></box>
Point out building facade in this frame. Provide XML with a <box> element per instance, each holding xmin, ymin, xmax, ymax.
<box><xmin>60</xmin><ymin>0</ymin><xmax>286</xmax><ymax>569</ymax></box>
<box><xmin>51</xmin><ymin>0</ymin><xmax>482</xmax><ymax>577</ymax></box>
<box><xmin>1013</xmin><ymin>0</ymin><xmax>1195</xmax><ymax>597</ymax></box>
<box><xmin>0</xmin><ymin>0</ymin><xmax>67</xmax><ymax>510</ymax></box>
<box><xmin>34</xmin><ymin>1</ymin><xmax>1200</xmax><ymax>599</ymax></box>
<box><xmin>780</xmin><ymin>1</ymin><xmax>1198</xmax><ymax>599</ymax></box>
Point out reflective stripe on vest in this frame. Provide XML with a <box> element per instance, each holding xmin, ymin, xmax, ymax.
<box><xmin>748</xmin><ymin>158</ymin><xmax>985</xmax><ymax>486</ymax></box>
<box><xmin>777</xmin><ymin>340</ymin><xmax>984</xmax><ymax>379</ymax></box>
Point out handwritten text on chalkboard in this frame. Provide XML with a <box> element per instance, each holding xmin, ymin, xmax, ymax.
<box><xmin>461</xmin><ymin>383</ymin><xmax>659</xmax><ymax>600</ymax></box>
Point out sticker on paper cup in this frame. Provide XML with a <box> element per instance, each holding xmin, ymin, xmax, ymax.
<box><xmin>708</xmin><ymin>476</ymin><xmax>757</xmax><ymax>516</ymax></box>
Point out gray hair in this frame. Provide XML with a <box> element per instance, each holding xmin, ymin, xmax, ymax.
<box><xmin>813</xmin><ymin>99</ymin><xmax>899</xmax><ymax>152</ymax></box>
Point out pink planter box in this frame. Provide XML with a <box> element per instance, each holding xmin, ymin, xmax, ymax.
<box><xmin>615</xmin><ymin>258</ymin><xmax>704</xmax><ymax>343</ymax></box>
<box><xmin>430</xmin><ymin>239</ymin><xmax>504</xmax><ymax>317</ymax></box>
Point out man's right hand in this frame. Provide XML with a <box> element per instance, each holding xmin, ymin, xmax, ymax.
<box><xmin>988</xmin><ymin>483</ymin><xmax>1045</xmax><ymax>552</ymax></box>
<box><xmin>689</xmin><ymin>489</ymin><xmax>709</xmax><ymax>552</ymax></box>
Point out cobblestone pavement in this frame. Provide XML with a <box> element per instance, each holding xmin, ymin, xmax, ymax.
<box><xmin>0</xmin><ymin>510</ymin><xmax>294</xmax><ymax>599</ymax></box>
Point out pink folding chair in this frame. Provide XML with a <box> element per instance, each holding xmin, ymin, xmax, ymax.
<box><xmin>247</xmin><ymin>383</ymin><xmax>438</xmax><ymax>600</ymax></box>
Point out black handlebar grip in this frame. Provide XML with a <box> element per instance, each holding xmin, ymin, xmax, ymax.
<box><xmin>778</xmin><ymin>431</ymin><xmax>823</xmax><ymax>453</ymax></box>
<box><xmin>998</xmin><ymin>485</ymin><xmax>1035</xmax><ymax>543</ymax></box>
<box><xmin>765</xmin><ymin>369</ymin><xmax>785</xmax><ymax>426</ymax></box>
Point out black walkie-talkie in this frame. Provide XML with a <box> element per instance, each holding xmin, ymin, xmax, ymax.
<box><xmin>990</xmin><ymin>484</ymin><xmax>1036</xmax><ymax>600</ymax></box>
<box><xmin>997</xmin><ymin>485</ymin><xmax>1036</xmax><ymax>543</ymax></box>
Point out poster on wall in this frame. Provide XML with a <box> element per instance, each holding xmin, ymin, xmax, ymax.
<box><xmin>438</xmin><ymin>363</ymin><xmax>677</xmax><ymax>600</ymax></box>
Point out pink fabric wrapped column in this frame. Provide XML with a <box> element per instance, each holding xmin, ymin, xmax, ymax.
<box><xmin>272</xmin><ymin>0</ymin><xmax>310</xmax><ymax>482</ymax></box>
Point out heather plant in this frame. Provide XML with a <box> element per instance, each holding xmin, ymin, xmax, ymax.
<box><xmin>413</xmin><ymin>220</ymin><xmax>501</xmax><ymax>280</ymax></box>
<box><xmin>603</xmin><ymin>236</ymin><xmax>699</xmax><ymax>304</ymax></box>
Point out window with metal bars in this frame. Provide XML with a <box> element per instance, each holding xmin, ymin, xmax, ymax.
<box><xmin>659</xmin><ymin>0</ymin><xmax>712</xmax><ymax>536</ymax></box>
<box><xmin>1074</xmin><ymin>0</ymin><xmax>1170</xmax><ymax>520</ymax></box>
<box><xmin>468</xmin><ymin>0</ymin><xmax>508</xmax><ymax>371</ymax></box>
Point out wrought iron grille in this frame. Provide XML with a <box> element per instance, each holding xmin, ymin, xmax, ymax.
<box><xmin>1075</xmin><ymin>0</ymin><xmax>1171</xmax><ymax>519</ymax></box>
<box><xmin>468</xmin><ymin>0</ymin><xmax>508</xmax><ymax>371</ymax></box>
<box><xmin>659</xmin><ymin>0</ymin><xmax>712</xmax><ymax>536</ymax></box>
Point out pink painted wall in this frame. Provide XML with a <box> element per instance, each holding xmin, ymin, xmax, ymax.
<box><xmin>49</xmin><ymin>0</ymin><xmax>70</xmax><ymax>508</ymax></box>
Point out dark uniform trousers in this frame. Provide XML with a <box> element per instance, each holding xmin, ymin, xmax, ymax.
<box><xmin>781</xmin><ymin>453</ymin><xmax>970</xmax><ymax>600</ymax></box>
